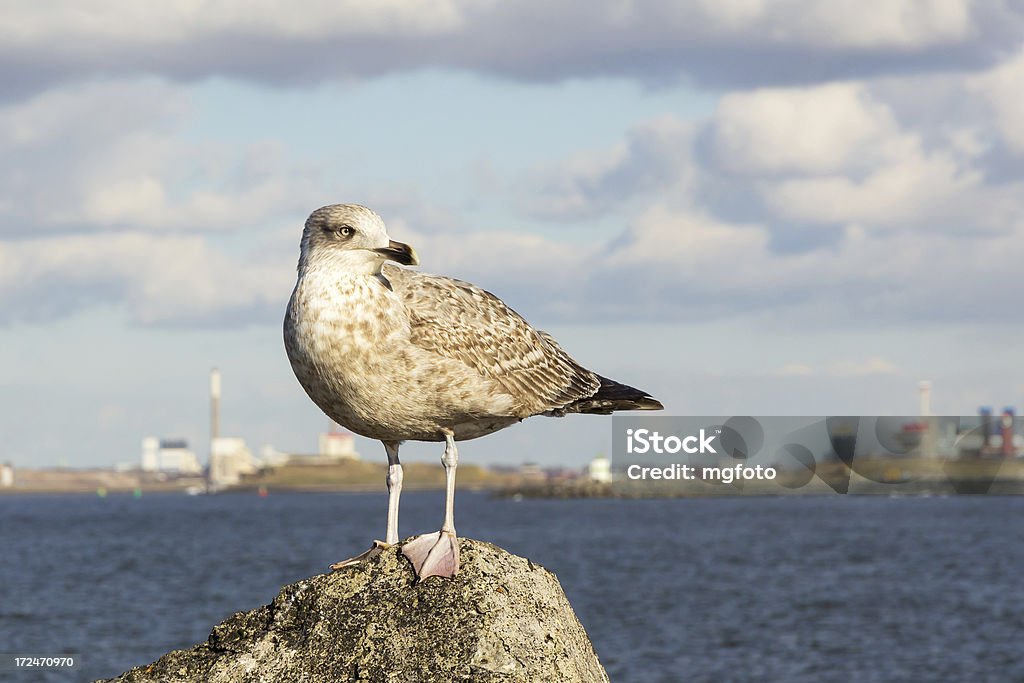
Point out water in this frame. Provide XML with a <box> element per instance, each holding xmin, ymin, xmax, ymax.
<box><xmin>1</xmin><ymin>492</ymin><xmax>1021</xmax><ymax>683</ymax></box>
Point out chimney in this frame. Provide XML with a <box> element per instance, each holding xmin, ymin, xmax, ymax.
<box><xmin>1002</xmin><ymin>408</ymin><xmax>1015</xmax><ymax>458</ymax></box>
<box><xmin>211</xmin><ymin>368</ymin><xmax>221</xmax><ymax>442</ymax></box>
<box><xmin>979</xmin><ymin>407</ymin><xmax>992</xmax><ymax>449</ymax></box>
<box><xmin>918</xmin><ymin>381</ymin><xmax>931</xmax><ymax>417</ymax></box>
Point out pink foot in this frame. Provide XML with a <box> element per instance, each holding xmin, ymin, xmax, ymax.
<box><xmin>401</xmin><ymin>531</ymin><xmax>460</xmax><ymax>580</ymax></box>
<box><xmin>330</xmin><ymin>540</ymin><xmax>390</xmax><ymax>570</ymax></box>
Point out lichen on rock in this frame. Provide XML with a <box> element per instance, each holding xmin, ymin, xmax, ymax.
<box><xmin>98</xmin><ymin>539</ymin><xmax>610</xmax><ymax>683</ymax></box>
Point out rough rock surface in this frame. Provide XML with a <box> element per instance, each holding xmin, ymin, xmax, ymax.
<box><xmin>98</xmin><ymin>539</ymin><xmax>609</xmax><ymax>682</ymax></box>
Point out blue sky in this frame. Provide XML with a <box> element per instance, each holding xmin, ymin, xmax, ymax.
<box><xmin>2</xmin><ymin>2</ymin><xmax>1024</xmax><ymax>468</ymax></box>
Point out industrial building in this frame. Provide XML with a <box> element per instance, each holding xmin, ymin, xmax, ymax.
<box><xmin>318</xmin><ymin>427</ymin><xmax>360</xmax><ymax>460</ymax></box>
<box><xmin>209</xmin><ymin>437</ymin><xmax>255</xmax><ymax>486</ymax></box>
<box><xmin>956</xmin><ymin>407</ymin><xmax>1022</xmax><ymax>458</ymax></box>
<box><xmin>140</xmin><ymin>437</ymin><xmax>202</xmax><ymax>474</ymax></box>
<box><xmin>588</xmin><ymin>455</ymin><xmax>612</xmax><ymax>483</ymax></box>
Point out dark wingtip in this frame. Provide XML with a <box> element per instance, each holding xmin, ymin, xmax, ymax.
<box><xmin>564</xmin><ymin>376</ymin><xmax>665</xmax><ymax>414</ymax></box>
<box><xmin>634</xmin><ymin>396</ymin><xmax>664</xmax><ymax>411</ymax></box>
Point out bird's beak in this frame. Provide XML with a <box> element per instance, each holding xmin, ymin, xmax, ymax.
<box><xmin>375</xmin><ymin>240</ymin><xmax>419</xmax><ymax>266</ymax></box>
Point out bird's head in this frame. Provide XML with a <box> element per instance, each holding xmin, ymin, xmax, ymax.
<box><xmin>298</xmin><ymin>204</ymin><xmax>419</xmax><ymax>274</ymax></box>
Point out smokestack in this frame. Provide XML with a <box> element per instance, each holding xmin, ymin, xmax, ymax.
<box><xmin>918</xmin><ymin>381</ymin><xmax>931</xmax><ymax>417</ymax></box>
<box><xmin>211</xmin><ymin>368</ymin><xmax>221</xmax><ymax>441</ymax></box>
<box><xmin>1002</xmin><ymin>407</ymin><xmax>1015</xmax><ymax>458</ymax></box>
<box><xmin>979</xmin><ymin>407</ymin><xmax>992</xmax><ymax>449</ymax></box>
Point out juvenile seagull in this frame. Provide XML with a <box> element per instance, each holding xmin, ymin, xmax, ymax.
<box><xmin>284</xmin><ymin>204</ymin><xmax>663</xmax><ymax>580</ymax></box>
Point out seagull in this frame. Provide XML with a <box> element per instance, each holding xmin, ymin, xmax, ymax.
<box><xmin>284</xmin><ymin>204</ymin><xmax>663</xmax><ymax>580</ymax></box>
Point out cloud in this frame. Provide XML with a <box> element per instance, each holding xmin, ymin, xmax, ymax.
<box><xmin>631</xmin><ymin>204</ymin><xmax>1024</xmax><ymax>326</ymax></box>
<box><xmin>764</xmin><ymin>148</ymin><xmax>991</xmax><ymax>232</ymax></box>
<box><xmin>0</xmin><ymin>78</ymin><xmax>331</xmax><ymax>327</ymax></box>
<box><xmin>745</xmin><ymin>78</ymin><xmax>1024</xmax><ymax>233</ymax></box>
<box><xmin>0</xmin><ymin>79</ymin><xmax>320</xmax><ymax>236</ymax></box>
<box><xmin>0</xmin><ymin>79</ymin><xmax>182</xmax><ymax>232</ymax></box>
<box><xmin>2</xmin><ymin>7</ymin><xmax>1023</xmax><ymax>331</ymax></box>
<box><xmin>519</xmin><ymin>116</ymin><xmax>694</xmax><ymax>220</ymax></box>
<box><xmin>603</xmin><ymin>204</ymin><xmax>767</xmax><ymax>277</ymax></box>
<box><xmin>0</xmin><ymin>232</ymin><xmax>293</xmax><ymax>326</ymax></box>
<box><xmin>827</xmin><ymin>357</ymin><xmax>903</xmax><ymax>377</ymax></box>
<box><xmin>769</xmin><ymin>358</ymin><xmax>903</xmax><ymax>377</ymax></box>
<box><xmin>451</xmin><ymin>190</ymin><xmax>1024</xmax><ymax>328</ymax></box>
<box><xmin>448</xmin><ymin>39</ymin><xmax>1024</xmax><ymax>328</ymax></box>
<box><xmin>709</xmin><ymin>83</ymin><xmax>907</xmax><ymax>175</ymax></box>
<box><xmin>775</xmin><ymin>363</ymin><xmax>814</xmax><ymax>376</ymax></box>
<box><xmin>702</xmin><ymin>78</ymin><xmax>1024</xmax><ymax>236</ymax></box>
<box><xmin>2</xmin><ymin>1</ymin><xmax>1022</xmax><ymax>97</ymax></box>
<box><xmin>970</xmin><ymin>47</ymin><xmax>1024</xmax><ymax>154</ymax></box>
<box><xmin>518</xmin><ymin>57</ymin><xmax>1024</xmax><ymax>243</ymax></box>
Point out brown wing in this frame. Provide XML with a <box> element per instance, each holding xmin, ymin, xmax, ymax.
<box><xmin>382</xmin><ymin>264</ymin><xmax>600</xmax><ymax>416</ymax></box>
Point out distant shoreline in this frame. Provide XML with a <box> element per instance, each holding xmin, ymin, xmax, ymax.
<box><xmin>3</xmin><ymin>457</ymin><xmax>1022</xmax><ymax>497</ymax></box>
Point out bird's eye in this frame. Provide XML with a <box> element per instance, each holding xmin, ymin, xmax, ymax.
<box><xmin>325</xmin><ymin>225</ymin><xmax>355</xmax><ymax>238</ymax></box>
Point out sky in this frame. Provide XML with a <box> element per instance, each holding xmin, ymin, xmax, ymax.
<box><xmin>2</xmin><ymin>1</ymin><xmax>1024</xmax><ymax>469</ymax></box>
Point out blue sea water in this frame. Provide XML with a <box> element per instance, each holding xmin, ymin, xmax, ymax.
<box><xmin>0</xmin><ymin>492</ymin><xmax>1021</xmax><ymax>683</ymax></box>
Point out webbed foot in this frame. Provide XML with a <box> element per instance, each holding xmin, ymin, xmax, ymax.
<box><xmin>401</xmin><ymin>531</ymin><xmax>459</xmax><ymax>580</ymax></box>
<box><xmin>330</xmin><ymin>540</ymin><xmax>390</xmax><ymax>570</ymax></box>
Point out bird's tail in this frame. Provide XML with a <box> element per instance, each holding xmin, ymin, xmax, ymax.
<box><xmin>563</xmin><ymin>375</ymin><xmax>664</xmax><ymax>415</ymax></box>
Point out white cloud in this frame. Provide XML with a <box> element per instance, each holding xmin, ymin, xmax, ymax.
<box><xmin>0</xmin><ymin>232</ymin><xmax>293</xmax><ymax>325</ymax></box>
<box><xmin>520</xmin><ymin>116</ymin><xmax>694</xmax><ymax>219</ymax></box>
<box><xmin>388</xmin><ymin>217</ymin><xmax>591</xmax><ymax>318</ymax></box>
<box><xmin>769</xmin><ymin>358</ymin><xmax>904</xmax><ymax>377</ymax></box>
<box><xmin>476</xmin><ymin>189</ymin><xmax>1024</xmax><ymax>326</ymax></box>
<box><xmin>517</xmin><ymin>65</ymin><xmax>1024</xmax><ymax>244</ymax></box>
<box><xmin>0</xmin><ymin>78</ymin><xmax>186</xmax><ymax>146</ymax></box>
<box><xmin>765</xmin><ymin>148</ymin><xmax>959</xmax><ymax>226</ymax></box>
<box><xmin>711</xmin><ymin>83</ymin><xmax>908</xmax><ymax>175</ymax></box>
<box><xmin>970</xmin><ymin>47</ymin><xmax>1024</xmax><ymax>154</ymax></box>
<box><xmin>605</xmin><ymin>204</ymin><xmax>767</xmax><ymax>276</ymax></box>
<box><xmin>442</xmin><ymin>40</ymin><xmax>1024</xmax><ymax>325</ymax></box>
<box><xmin>1</xmin><ymin>0</ymin><xmax>973</xmax><ymax>51</ymax></box>
<box><xmin>698</xmin><ymin>71</ymin><xmax>1024</xmax><ymax>235</ymax></box>
<box><xmin>763</xmin><ymin>139</ymin><xmax>1024</xmax><ymax>234</ymax></box>
<box><xmin>828</xmin><ymin>357</ymin><xmax>902</xmax><ymax>376</ymax></box>
<box><xmin>2</xmin><ymin>1</ymin><xmax>464</xmax><ymax>43</ymax></box>
<box><xmin>0</xmin><ymin>1</ymin><xmax>1019</xmax><ymax>95</ymax></box>
<box><xmin>1</xmin><ymin>9</ymin><xmax>1023</xmax><ymax>330</ymax></box>
<box><xmin>0</xmin><ymin>80</ymin><xmax>319</xmax><ymax>235</ymax></box>
<box><xmin>760</xmin><ymin>0</ymin><xmax>971</xmax><ymax>49</ymax></box>
<box><xmin>775</xmin><ymin>363</ymin><xmax>814</xmax><ymax>376</ymax></box>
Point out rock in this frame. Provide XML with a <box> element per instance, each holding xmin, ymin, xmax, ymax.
<box><xmin>98</xmin><ymin>539</ymin><xmax>609</xmax><ymax>683</ymax></box>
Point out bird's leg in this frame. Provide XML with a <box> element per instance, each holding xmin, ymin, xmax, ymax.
<box><xmin>331</xmin><ymin>441</ymin><xmax>402</xmax><ymax>570</ymax></box>
<box><xmin>384</xmin><ymin>441</ymin><xmax>403</xmax><ymax>544</ymax></box>
<box><xmin>401</xmin><ymin>431</ymin><xmax>460</xmax><ymax>580</ymax></box>
<box><xmin>440</xmin><ymin>431</ymin><xmax>458</xmax><ymax>536</ymax></box>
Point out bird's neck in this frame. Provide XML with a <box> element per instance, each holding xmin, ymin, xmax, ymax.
<box><xmin>299</xmin><ymin>251</ymin><xmax>384</xmax><ymax>279</ymax></box>
<box><xmin>297</xmin><ymin>257</ymin><xmax>395</xmax><ymax>300</ymax></box>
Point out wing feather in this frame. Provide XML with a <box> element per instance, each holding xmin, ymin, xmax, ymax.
<box><xmin>383</xmin><ymin>264</ymin><xmax>599</xmax><ymax>416</ymax></box>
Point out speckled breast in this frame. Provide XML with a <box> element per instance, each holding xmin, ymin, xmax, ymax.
<box><xmin>285</xmin><ymin>272</ymin><xmax>409</xmax><ymax>437</ymax></box>
<box><xmin>284</xmin><ymin>268</ymin><xmax>522</xmax><ymax>443</ymax></box>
